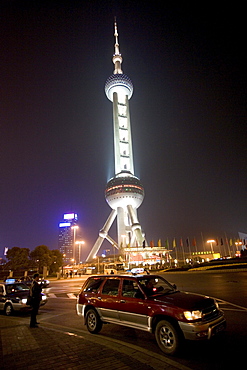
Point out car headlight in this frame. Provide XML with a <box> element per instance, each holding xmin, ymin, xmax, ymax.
<box><xmin>184</xmin><ymin>310</ymin><xmax>202</xmax><ymax>321</ymax></box>
<box><xmin>22</xmin><ymin>298</ymin><xmax>27</xmax><ymax>304</ymax></box>
<box><xmin>42</xmin><ymin>294</ymin><xmax>47</xmax><ymax>301</ymax></box>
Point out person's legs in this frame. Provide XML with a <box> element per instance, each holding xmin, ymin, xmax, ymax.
<box><xmin>30</xmin><ymin>302</ymin><xmax>39</xmax><ymax>327</ymax></box>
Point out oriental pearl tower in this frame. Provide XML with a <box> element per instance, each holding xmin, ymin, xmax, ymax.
<box><xmin>86</xmin><ymin>19</ymin><xmax>145</xmax><ymax>261</ymax></box>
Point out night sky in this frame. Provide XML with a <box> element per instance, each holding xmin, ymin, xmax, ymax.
<box><xmin>1</xmin><ymin>1</ymin><xmax>246</xmax><ymax>260</ymax></box>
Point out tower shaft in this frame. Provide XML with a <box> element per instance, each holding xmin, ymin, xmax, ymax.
<box><xmin>113</xmin><ymin>92</ymin><xmax>134</xmax><ymax>174</ymax></box>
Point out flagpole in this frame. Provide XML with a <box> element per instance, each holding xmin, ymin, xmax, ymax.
<box><xmin>201</xmin><ymin>232</ymin><xmax>205</xmax><ymax>253</ymax></box>
<box><xmin>224</xmin><ymin>232</ymin><xmax>231</xmax><ymax>257</ymax></box>
<box><xmin>187</xmin><ymin>237</ymin><xmax>192</xmax><ymax>261</ymax></box>
<box><xmin>173</xmin><ymin>238</ymin><xmax>178</xmax><ymax>264</ymax></box>
<box><xmin>180</xmin><ymin>237</ymin><xmax>185</xmax><ymax>264</ymax></box>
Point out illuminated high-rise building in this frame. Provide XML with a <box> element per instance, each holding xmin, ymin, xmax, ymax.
<box><xmin>58</xmin><ymin>213</ymin><xmax>78</xmax><ymax>263</ymax></box>
<box><xmin>86</xmin><ymin>20</ymin><xmax>145</xmax><ymax>261</ymax></box>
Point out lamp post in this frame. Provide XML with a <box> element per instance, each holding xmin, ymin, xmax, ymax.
<box><xmin>94</xmin><ymin>255</ymin><xmax>100</xmax><ymax>274</ymax></box>
<box><xmin>207</xmin><ymin>239</ymin><xmax>215</xmax><ymax>255</ymax></box>
<box><xmin>75</xmin><ymin>240</ymin><xmax>85</xmax><ymax>264</ymax></box>
<box><xmin>71</xmin><ymin>225</ymin><xmax>79</xmax><ymax>263</ymax></box>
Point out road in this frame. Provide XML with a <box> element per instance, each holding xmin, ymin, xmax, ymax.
<box><xmin>35</xmin><ymin>271</ymin><xmax>247</xmax><ymax>369</ymax></box>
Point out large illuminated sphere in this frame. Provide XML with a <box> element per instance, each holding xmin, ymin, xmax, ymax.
<box><xmin>105</xmin><ymin>74</ymin><xmax>133</xmax><ymax>101</ymax></box>
<box><xmin>105</xmin><ymin>172</ymin><xmax>144</xmax><ymax>209</ymax></box>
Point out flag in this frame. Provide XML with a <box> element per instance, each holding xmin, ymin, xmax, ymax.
<box><xmin>165</xmin><ymin>238</ymin><xmax>169</xmax><ymax>248</ymax></box>
<box><xmin>142</xmin><ymin>240</ymin><xmax>146</xmax><ymax>248</ymax></box>
<box><xmin>229</xmin><ymin>238</ymin><xmax>233</xmax><ymax>246</ymax></box>
<box><xmin>192</xmin><ymin>237</ymin><xmax>196</xmax><ymax>247</ymax></box>
<box><xmin>4</xmin><ymin>247</ymin><xmax>8</xmax><ymax>256</ymax></box>
<box><xmin>157</xmin><ymin>239</ymin><xmax>162</xmax><ymax>247</ymax></box>
<box><xmin>173</xmin><ymin>238</ymin><xmax>176</xmax><ymax>248</ymax></box>
<box><xmin>220</xmin><ymin>238</ymin><xmax>224</xmax><ymax>246</ymax></box>
<box><xmin>150</xmin><ymin>240</ymin><xmax>154</xmax><ymax>248</ymax></box>
<box><xmin>186</xmin><ymin>238</ymin><xmax>190</xmax><ymax>247</ymax></box>
<box><xmin>180</xmin><ymin>238</ymin><xmax>183</xmax><ymax>247</ymax></box>
<box><xmin>216</xmin><ymin>238</ymin><xmax>219</xmax><ymax>246</ymax></box>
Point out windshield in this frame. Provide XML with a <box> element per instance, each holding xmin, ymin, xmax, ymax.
<box><xmin>138</xmin><ymin>276</ymin><xmax>176</xmax><ymax>297</ymax></box>
<box><xmin>6</xmin><ymin>283</ymin><xmax>30</xmax><ymax>294</ymax></box>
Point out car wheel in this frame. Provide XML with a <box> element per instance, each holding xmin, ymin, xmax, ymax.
<box><xmin>4</xmin><ymin>303</ymin><xmax>13</xmax><ymax>316</ymax></box>
<box><xmin>86</xmin><ymin>309</ymin><xmax>102</xmax><ymax>334</ymax></box>
<box><xmin>155</xmin><ymin>319</ymin><xmax>182</xmax><ymax>356</ymax></box>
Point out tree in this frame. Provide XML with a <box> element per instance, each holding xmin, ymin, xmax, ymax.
<box><xmin>6</xmin><ymin>247</ymin><xmax>30</xmax><ymax>270</ymax></box>
<box><xmin>30</xmin><ymin>245</ymin><xmax>63</xmax><ymax>274</ymax></box>
<box><xmin>49</xmin><ymin>249</ymin><xmax>63</xmax><ymax>274</ymax></box>
<box><xmin>30</xmin><ymin>245</ymin><xmax>52</xmax><ymax>274</ymax></box>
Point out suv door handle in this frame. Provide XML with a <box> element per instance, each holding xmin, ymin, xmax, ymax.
<box><xmin>120</xmin><ymin>299</ymin><xmax>126</xmax><ymax>303</ymax></box>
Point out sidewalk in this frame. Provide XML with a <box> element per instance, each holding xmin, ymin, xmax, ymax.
<box><xmin>0</xmin><ymin>316</ymin><xmax>191</xmax><ymax>370</ymax></box>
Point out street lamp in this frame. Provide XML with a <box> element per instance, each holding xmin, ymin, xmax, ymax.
<box><xmin>94</xmin><ymin>255</ymin><xmax>100</xmax><ymax>274</ymax></box>
<box><xmin>207</xmin><ymin>240</ymin><xmax>215</xmax><ymax>254</ymax></box>
<box><xmin>75</xmin><ymin>240</ymin><xmax>85</xmax><ymax>264</ymax></box>
<box><xmin>71</xmin><ymin>225</ymin><xmax>79</xmax><ymax>263</ymax></box>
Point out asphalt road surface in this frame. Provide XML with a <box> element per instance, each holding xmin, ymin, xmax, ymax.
<box><xmin>26</xmin><ymin>271</ymin><xmax>247</xmax><ymax>369</ymax></box>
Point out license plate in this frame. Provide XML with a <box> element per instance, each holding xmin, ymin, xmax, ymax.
<box><xmin>213</xmin><ymin>322</ymin><xmax>225</xmax><ymax>335</ymax></box>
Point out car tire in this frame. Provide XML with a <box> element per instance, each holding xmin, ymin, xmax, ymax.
<box><xmin>155</xmin><ymin>319</ymin><xmax>182</xmax><ymax>356</ymax></box>
<box><xmin>85</xmin><ymin>309</ymin><xmax>103</xmax><ymax>334</ymax></box>
<box><xmin>4</xmin><ymin>303</ymin><xmax>13</xmax><ymax>316</ymax></box>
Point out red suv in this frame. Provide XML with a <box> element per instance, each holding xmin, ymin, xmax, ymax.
<box><xmin>76</xmin><ymin>274</ymin><xmax>226</xmax><ymax>355</ymax></box>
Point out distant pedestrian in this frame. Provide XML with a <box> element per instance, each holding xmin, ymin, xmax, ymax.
<box><xmin>30</xmin><ymin>273</ymin><xmax>42</xmax><ymax>328</ymax></box>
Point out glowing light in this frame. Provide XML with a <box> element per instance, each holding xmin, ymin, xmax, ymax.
<box><xmin>59</xmin><ymin>222</ymin><xmax>71</xmax><ymax>227</ymax></box>
<box><xmin>64</xmin><ymin>213</ymin><xmax>78</xmax><ymax>220</ymax></box>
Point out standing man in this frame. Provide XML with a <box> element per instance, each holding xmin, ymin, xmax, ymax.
<box><xmin>30</xmin><ymin>273</ymin><xmax>42</xmax><ymax>328</ymax></box>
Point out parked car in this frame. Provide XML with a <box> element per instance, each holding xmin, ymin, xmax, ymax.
<box><xmin>0</xmin><ymin>281</ymin><xmax>47</xmax><ymax>316</ymax></box>
<box><xmin>130</xmin><ymin>267</ymin><xmax>149</xmax><ymax>275</ymax></box>
<box><xmin>20</xmin><ymin>276</ymin><xmax>50</xmax><ymax>288</ymax></box>
<box><xmin>38</xmin><ymin>278</ymin><xmax>50</xmax><ymax>288</ymax></box>
<box><xmin>76</xmin><ymin>274</ymin><xmax>226</xmax><ymax>355</ymax></box>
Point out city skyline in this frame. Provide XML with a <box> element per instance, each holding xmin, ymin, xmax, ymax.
<box><xmin>0</xmin><ymin>2</ymin><xmax>246</xmax><ymax>261</ymax></box>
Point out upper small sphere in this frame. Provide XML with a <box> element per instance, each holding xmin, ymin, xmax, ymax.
<box><xmin>105</xmin><ymin>74</ymin><xmax>133</xmax><ymax>101</ymax></box>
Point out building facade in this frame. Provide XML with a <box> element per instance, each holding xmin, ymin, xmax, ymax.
<box><xmin>58</xmin><ymin>213</ymin><xmax>78</xmax><ymax>264</ymax></box>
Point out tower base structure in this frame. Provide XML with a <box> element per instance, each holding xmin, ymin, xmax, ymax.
<box><xmin>86</xmin><ymin>171</ymin><xmax>146</xmax><ymax>262</ymax></box>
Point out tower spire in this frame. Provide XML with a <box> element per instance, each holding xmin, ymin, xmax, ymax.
<box><xmin>112</xmin><ymin>17</ymin><xmax>123</xmax><ymax>74</ymax></box>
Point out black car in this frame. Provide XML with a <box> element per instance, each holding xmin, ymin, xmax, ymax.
<box><xmin>20</xmin><ymin>276</ymin><xmax>50</xmax><ymax>288</ymax></box>
<box><xmin>0</xmin><ymin>281</ymin><xmax>47</xmax><ymax>316</ymax></box>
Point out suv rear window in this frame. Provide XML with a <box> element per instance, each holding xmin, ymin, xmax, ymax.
<box><xmin>102</xmin><ymin>278</ymin><xmax>120</xmax><ymax>296</ymax></box>
<box><xmin>122</xmin><ymin>279</ymin><xmax>142</xmax><ymax>298</ymax></box>
<box><xmin>83</xmin><ymin>277</ymin><xmax>104</xmax><ymax>293</ymax></box>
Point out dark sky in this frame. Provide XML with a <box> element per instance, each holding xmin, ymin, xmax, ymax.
<box><xmin>0</xmin><ymin>1</ymin><xmax>246</xmax><ymax>260</ymax></box>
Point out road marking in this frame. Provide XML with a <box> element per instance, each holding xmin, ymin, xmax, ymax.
<box><xmin>67</xmin><ymin>293</ymin><xmax>77</xmax><ymax>299</ymax></box>
<box><xmin>47</xmin><ymin>293</ymin><xmax>57</xmax><ymax>298</ymax></box>
<box><xmin>46</xmin><ymin>293</ymin><xmax>78</xmax><ymax>299</ymax></box>
<box><xmin>217</xmin><ymin>298</ymin><xmax>247</xmax><ymax>311</ymax></box>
